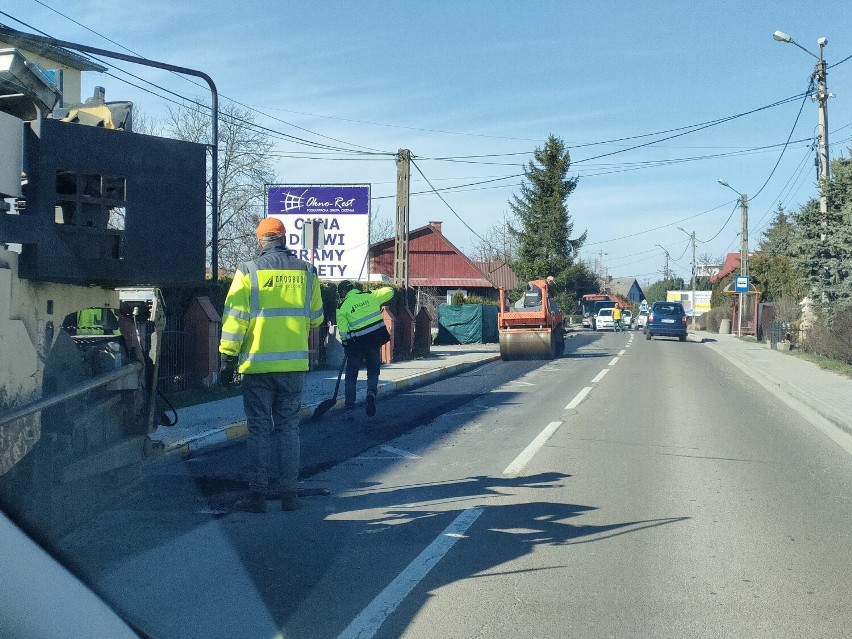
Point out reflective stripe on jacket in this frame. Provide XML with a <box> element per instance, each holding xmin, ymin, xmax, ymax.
<box><xmin>219</xmin><ymin>245</ymin><xmax>324</xmax><ymax>374</ymax></box>
<box><xmin>336</xmin><ymin>287</ymin><xmax>393</xmax><ymax>342</ymax></box>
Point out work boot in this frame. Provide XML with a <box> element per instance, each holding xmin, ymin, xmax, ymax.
<box><xmin>234</xmin><ymin>491</ymin><xmax>266</xmax><ymax>513</ymax></box>
<box><xmin>366</xmin><ymin>392</ymin><xmax>377</xmax><ymax>417</ymax></box>
<box><xmin>281</xmin><ymin>492</ymin><xmax>303</xmax><ymax>511</ymax></box>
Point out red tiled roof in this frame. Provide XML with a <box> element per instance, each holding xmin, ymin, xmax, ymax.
<box><xmin>473</xmin><ymin>261</ymin><xmax>519</xmax><ymax>290</ymax></box>
<box><xmin>710</xmin><ymin>253</ymin><xmax>741</xmax><ymax>283</ymax></box>
<box><xmin>408</xmin><ymin>277</ymin><xmax>493</xmax><ymax>288</ymax></box>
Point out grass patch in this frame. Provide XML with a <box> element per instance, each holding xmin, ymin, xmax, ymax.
<box><xmin>789</xmin><ymin>350</ymin><xmax>852</xmax><ymax>379</ymax></box>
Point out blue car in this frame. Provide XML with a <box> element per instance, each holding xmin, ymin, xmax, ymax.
<box><xmin>645</xmin><ymin>301</ymin><xmax>688</xmax><ymax>341</ymax></box>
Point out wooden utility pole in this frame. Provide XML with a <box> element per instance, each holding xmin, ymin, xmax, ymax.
<box><xmin>393</xmin><ymin>149</ymin><xmax>411</xmax><ymax>287</ymax></box>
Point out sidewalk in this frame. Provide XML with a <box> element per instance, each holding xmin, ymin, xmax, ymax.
<box><xmin>151</xmin><ymin>344</ymin><xmax>501</xmax><ymax>457</ymax></box>
<box><xmin>698</xmin><ymin>330</ymin><xmax>852</xmax><ymax>437</ymax></box>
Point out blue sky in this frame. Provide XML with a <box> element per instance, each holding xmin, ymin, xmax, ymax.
<box><xmin>4</xmin><ymin>1</ymin><xmax>852</xmax><ymax>286</ymax></box>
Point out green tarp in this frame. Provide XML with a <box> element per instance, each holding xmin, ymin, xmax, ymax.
<box><xmin>434</xmin><ymin>304</ymin><xmax>499</xmax><ymax>344</ymax></box>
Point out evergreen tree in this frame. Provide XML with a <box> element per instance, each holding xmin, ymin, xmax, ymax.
<box><xmin>792</xmin><ymin>155</ymin><xmax>852</xmax><ymax>318</ymax></box>
<box><xmin>508</xmin><ymin>135</ymin><xmax>588</xmax><ymax>310</ymax></box>
<box><xmin>759</xmin><ymin>204</ymin><xmax>796</xmax><ymax>257</ymax></box>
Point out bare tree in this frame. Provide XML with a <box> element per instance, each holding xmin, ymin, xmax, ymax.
<box><xmin>470</xmin><ymin>213</ymin><xmax>517</xmax><ymax>263</ymax></box>
<box><xmin>370</xmin><ymin>206</ymin><xmax>395</xmax><ymax>244</ymax></box>
<box><xmin>165</xmin><ymin>100</ymin><xmax>277</xmax><ymax>273</ymax></box>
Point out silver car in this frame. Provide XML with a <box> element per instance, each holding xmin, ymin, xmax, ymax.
<box><xmin>636</xmin><ymin>310</ymin><xmax>649</xmax><ymax>330</ymax></box>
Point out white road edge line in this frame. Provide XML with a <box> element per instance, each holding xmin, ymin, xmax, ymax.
<box><xmin>592</xmin><ymin>369</ymin><xmax>609</xmax><ymax>383</ymax></box>
<box><xmin>503</xmin><ymin>421</ymin><xmax>563</xmax><ymax>475</ymax></box>
<box><xmin>609</xmin><ymin>357</ymin><xmax>620</xmax><ymax>366</ymax></box>
<box><xmin>565</xmin><ymin>386</ymin><xmax>593</xmax><ymax>410</ymax></box>
<box><xmin>618</xmin><ymin>349</ymin><xmax>626</xmax><ymax>356</ymax></box>
<box><xmin>337</xmin><ymin>507</ymin><xmax>484</xmax><ymax>639</ymax></box>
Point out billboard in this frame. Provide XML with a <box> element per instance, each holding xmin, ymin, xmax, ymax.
<box><xmin>266</xmin><ymin>184</ymin><xmax>370</xmax><ymax>280</ymax></box>
<box><xmin>667</xmin><ymin>290</ymin><xmax>712</xmax><ymax>316</ymax></box>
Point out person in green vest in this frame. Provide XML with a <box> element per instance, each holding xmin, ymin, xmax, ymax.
<box><xmin>336</xmin><ymin>280</ymin><xmax>393</xmax><ymax>420</ymax></box>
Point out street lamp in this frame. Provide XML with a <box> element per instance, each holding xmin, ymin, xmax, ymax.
<box><xmin>677</xmin><ymin>227</ymin><xmax>697</xmax><ymax>330</ymax></box>
<box><xmin>718</xmin><ymin>180</ymin><xmax>749</xmax><ymax>336</ymax></box>
<box><xmin>774</xmin><ymin>30</ymin><xmax>830</xmax><ymax>223</ymax></box>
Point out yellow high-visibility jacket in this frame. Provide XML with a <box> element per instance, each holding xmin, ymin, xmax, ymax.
<box><xmin>219</xmin><ymin>246</ymin><xmax>324</xmax><ymax>374</ymax></box>
<box><xmin>612</xmin><ymin>307</ymin><xmax>622</xmax><ymax>321</ymax></box>
<box><xmin>336</xmin><ymin>287</ymin><xmax>393</xmax><ymax>349</ymax></box>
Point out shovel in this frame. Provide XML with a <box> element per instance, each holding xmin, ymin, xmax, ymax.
<box><xmin>312</xmin><ymin>355</ymin><xmax>347</xmax><ymax>420</ymax></box>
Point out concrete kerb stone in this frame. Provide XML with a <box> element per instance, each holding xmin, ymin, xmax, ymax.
<box><xmin>161</xmin><ymin>354</ymin><xmax>502</xmax><ymax>458</ymax></box>
<box><xmin>703</xmin><ymin>339</ymin><xmax>852</xmax><ymax>438</ymax></box>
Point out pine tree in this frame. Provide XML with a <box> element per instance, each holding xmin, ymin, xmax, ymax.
<box><xmin>759</xmin><ymin>204</ymin><xmax>796</xmax><ymax>257</ymax></box>
<box><xmin>508</xmin><ymin>135</ymin><xmax>588</xmax><ymax>310</ymax></box>
<box><xmin>792</xmin><ymin>156</ymin><xmax>852</xmax><ymax>318</ymax></box>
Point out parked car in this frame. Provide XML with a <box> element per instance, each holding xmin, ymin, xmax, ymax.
<box><xmin>596</xmin><ymin>307</ymin><xmax>615</xmax><ymax>331</ymax></box>
<box><xmin>645</xmin><ymin>301</ymin><xmax>688</xmax><ymax>341</ymax></box>
<box><xmin>636</xmin><ymin>309</ymin><xmax>649</xmax><ymax>330</ymax></box>
<box><xmin>622</xmin><ymin>309</ymin><xmax>633</xmax><ymax>329</ymax></box>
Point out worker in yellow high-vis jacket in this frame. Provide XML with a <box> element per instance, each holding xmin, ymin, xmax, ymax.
<box><xmin>336</xmin><ymin>281</ymin><xmax>393</xmax><ymax>420</ymax></box>
<box><xmin>219</xmin><ymin>217</ymin><xmax>323</xmax><ymax>513</ymax></box>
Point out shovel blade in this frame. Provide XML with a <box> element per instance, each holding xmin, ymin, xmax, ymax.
<box><xmin>312</xmin><ymin>398</ymin><xmax>337</xmax><ymax>420</ymax></box>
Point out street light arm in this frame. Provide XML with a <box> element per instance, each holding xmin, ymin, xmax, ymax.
<box><xmin>773</xmin><ymin>30</ymin><xmax>819</xmax><ymax>59</ymax></box>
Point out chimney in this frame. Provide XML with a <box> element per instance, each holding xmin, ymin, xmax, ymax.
<box><xmin>429</xmin><ymin>221</ymin><xmax>442</xmax><ymax>234</ymax></box>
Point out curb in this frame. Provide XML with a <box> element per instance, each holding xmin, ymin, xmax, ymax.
<box><xmin>161</xmin><ymin>354</ymin><xmax>502</xmax><ymax>458</ymax></box>
<box><xmin>703</xmin><ymin>341</ymin><xmax>852</xmax><ymax>438</ymax></box>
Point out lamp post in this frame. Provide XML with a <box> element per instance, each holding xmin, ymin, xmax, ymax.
<box><xmin>678</xmin><ymin>227</ymin><xmax>697</xmax><ymax>330</ymax></box>
<box><xmin>773</xmin><ymin>30</ymin><xmax>830</xmax><ymax>226</ymax></box>
<box><xmin>718</xmin><ymin>180</ymin><xmax>748</xmax><ymax>336</ymax></box>
<box><xmin>775</xmin><ymin>30</ymin><xmax>833</xmax><ymax>304</ymax></box>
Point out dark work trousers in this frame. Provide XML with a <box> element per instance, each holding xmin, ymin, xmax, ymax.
<box><xmin>241</xmin><ymin>371</ymin><xmax>305</xmax><ymax>495</ymax></box>
<box><xmin>344</xmin><ymin>346</ymin><xmax>382</xmax><ymax>408</ymax></box>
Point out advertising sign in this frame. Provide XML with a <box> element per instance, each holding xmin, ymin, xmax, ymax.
<box><xmin>266</xmin><ymin>184</ymin><xmax>370</xmax><ymax>280</ymax></box>
<box><xmin>667</xmin><ymin>290</ymin><xmax>712</xmax><ymax>316</ymax></box>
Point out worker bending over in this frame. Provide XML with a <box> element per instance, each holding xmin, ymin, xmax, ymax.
<box><xmin>336</xmin><ymin>281</ymin><xmax>393</xmax><ymax>419</ymax></box>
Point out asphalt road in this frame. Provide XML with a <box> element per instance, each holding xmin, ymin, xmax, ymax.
<box><xmin>58</xmin><ymin>330</ymin><xmax>852</xmax><ymax>638</ymax></box>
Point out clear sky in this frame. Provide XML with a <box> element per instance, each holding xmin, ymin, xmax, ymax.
<box><xmin>4</xmin><ymin>0</ymin><xmax>852</xmax><ymax>286</ymax></box>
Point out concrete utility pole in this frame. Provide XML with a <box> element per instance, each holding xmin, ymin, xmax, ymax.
<box><xmin>655</xmin><ymin>245</ymin><xmax>670</xmax><ymax>280</ymax></box>
<box><xmin>678</xmin><ymin>227</ymin><xmax>697</xmax><ymax>330</ymax></box>
<box><xmin>773</xmin><ymin>31</ymin><xmax>830</xmax><ymax>228</ymax></box>
<box><xmin>718</xmin><ymin>180</ymin><xmax>749</xmax><ymax>336</ymax></box>
<box><xmin>393</xmin><ymin>149</ymin><xmax>411</xmax><ymax>288</ymax></box>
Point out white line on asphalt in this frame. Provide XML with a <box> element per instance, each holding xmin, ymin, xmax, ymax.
<box><xmin>337</xmin><ymin>507</ymin><xmax>484</xmax><ymax>639</ymax></box>
<box><xmin>618</xmin><ymin>349</ymin><xmax>626</xmax><ymax>356</ymax></box>
<box><xmin>380</xmin><ymin>445</ymin><xmax>422</xmax><ymax>459</ymax></box>
<box><xmin>503</xmin><ymin>421</ymin><xmax>563</xmax><ymax>475</ymax></box>
<box><xmin>609</xmin><ymin>357</ymin><xmax>620</xmax><ymax>366</ymax></box>
<box><xmin>565</xmin><ymin>386</ymin><xmax>593</xmax><ymax>410</ymax></box>
<box><xmin>592</xmin><ymin>369</ymin><xmax>609</xmax><ymax>383</ymax></box>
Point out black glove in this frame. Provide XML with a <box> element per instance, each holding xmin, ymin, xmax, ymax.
<box><xmin>220</xmin><ymin>354</ymin><xmax>237</xmax><ymax>387</ymax></box>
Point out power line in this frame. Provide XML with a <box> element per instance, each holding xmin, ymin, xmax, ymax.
<box><xmin>584</xmin><ymin>200</ymin><xmax>734</xmax><ymax>247</ymax></box>
<box><xmin>409</xmin><ymin>159</ymin><xmax>491</xmax><ymax>247</ymax></box>
<box><xmin>2</xmin><ymin>8</ymin><xmax>389</xmax><ymax>155</ymax></box>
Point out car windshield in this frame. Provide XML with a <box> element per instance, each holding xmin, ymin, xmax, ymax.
<box><xmin>5</xmin><ymin>4</ymin><xmax>852</xmax><ymax>639</ymax></box>
<box><xmin>653</xmin><ymin>304</ymin><xmax>682</xmax><ymax>315</ymax></box>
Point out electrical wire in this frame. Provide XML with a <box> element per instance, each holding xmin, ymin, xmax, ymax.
<box><xmin>26</xmin><ymin>0</ymin><xmax>388</xmax><ymax>154</ymax></box>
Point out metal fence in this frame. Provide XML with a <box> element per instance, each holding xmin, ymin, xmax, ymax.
<box><xmin>157</xmin><ymin>316</ymin><xmax>190</xmax><ymax>392</ymax></box>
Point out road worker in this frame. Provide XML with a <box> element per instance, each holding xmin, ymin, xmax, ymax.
<box><xmin>219</xmin><ymin>217</ymin><xmax>324</xmax><ymax>513</ymax></box>
<box><xmin>612</xmin><ymin>303</ymin><xmax>623</xmax><ymax>332</ymax></box>
<box><xmin>336</xmin><ymin>281</ymin><xmax>393</xmax><ymax>420</ymax></box>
